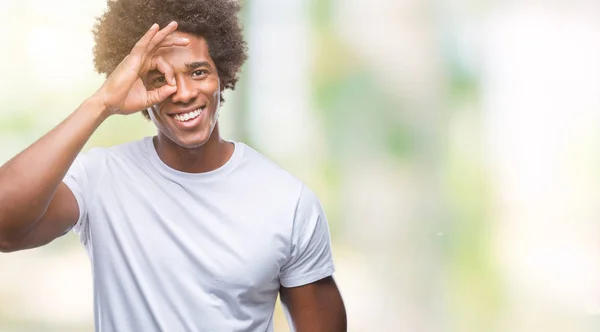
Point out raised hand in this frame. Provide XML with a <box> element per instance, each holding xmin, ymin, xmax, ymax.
<box><xmin>94</xmin><ymin>21</ymin><xmax>189</xmax><ymax>115</ymax></box>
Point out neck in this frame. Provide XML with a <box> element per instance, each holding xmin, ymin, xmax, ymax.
<box><xmin>153</xmin><ymin>124</ymin><xmax>234</xmax><ymax>173</ymax></box>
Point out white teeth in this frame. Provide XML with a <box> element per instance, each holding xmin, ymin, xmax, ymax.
<box><xmin>174</xmin><ymin>108</ymin><xmax>202</xmax><ymax>122</ymax></box>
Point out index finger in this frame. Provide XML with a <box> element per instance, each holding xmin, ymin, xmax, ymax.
<box><xmin>146</xmin><ymin>21</ymin><xmax>180</xmax><ymax>53</ymax></box>
<box><xmin>130</xmin><ymin>23</ymin><xmax>159</xmax><ymax>56</ymax></box>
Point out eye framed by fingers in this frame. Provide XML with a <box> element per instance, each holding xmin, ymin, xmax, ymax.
<box><xmin>143</xmin><ymin>72</ymin><xmax>168</xmax><ymax>89</ymax></box>
<box><xmin>153</xmin><ymin>76</ymin><xmax>167</xmax><ymax>85</ymax></box>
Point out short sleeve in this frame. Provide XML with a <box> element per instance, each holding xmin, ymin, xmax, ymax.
<box><xmin>279</xmin><ymin>185</ymin><xmax>336</xmax><ymax>288</ymax></box>
<box><xmin>62</xmin><ymin>152</ymin><xmax>91</xmax><ymax>245</ymax></box>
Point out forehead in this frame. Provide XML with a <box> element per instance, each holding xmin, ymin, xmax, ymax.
<box><xmin>154</xmin><ymin>32</ymin><xmax>214</xmax><ymax>68</ymax></box>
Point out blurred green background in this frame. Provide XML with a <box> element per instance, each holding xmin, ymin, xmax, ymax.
<box><xmin>1</xmin><ymin>0</ymin><xmax>600</xmax><ymax>331</ymax></box>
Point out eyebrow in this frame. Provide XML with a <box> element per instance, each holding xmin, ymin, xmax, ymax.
<box><xmin>185</xmin><ymin>61</ymin><xmax>212</xmax><ymax>69</ymax></box>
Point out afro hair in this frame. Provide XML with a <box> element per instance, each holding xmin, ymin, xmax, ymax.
<box><xmin>92</xmin><ymin>0</ymin><xmax>248</xmax><ymax>117</ymax></box>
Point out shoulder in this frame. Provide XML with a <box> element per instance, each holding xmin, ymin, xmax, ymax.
<box><xmin>234</xmin><ymin>143</ymin><xmax>321</xmax><ymax>212</ymax></box>
<box><xmin>71</xmin><ymin>138</ymin><xmax>149</xmax><ymax>179</ymax></box>
<box><xmin>237</xmin><ymin>142</ymin><xmax>304</xmax><ymax>189</ymax></box>
<box><xmin>104</xmin><ymin>138</ymin><xmax>149</xmax><ymax>159</ymax></box>
<box><xmin>80</xmin><ymin>138</ymin><xmax>148</xmax><ymax>164</ymax></box>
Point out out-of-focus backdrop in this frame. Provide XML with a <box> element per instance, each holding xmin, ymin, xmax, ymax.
<box><xmin>2</xmin><ymin>0</ymin><xmax>600</xmax><ymax>331</ymax></box>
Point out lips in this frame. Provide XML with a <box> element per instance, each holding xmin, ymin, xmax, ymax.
<box><xmin>162</xmin><ymin>105</ymin><xmax>208</xmax><ymax>130</ymax></box>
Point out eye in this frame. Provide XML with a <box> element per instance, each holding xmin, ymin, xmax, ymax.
<box><xmin>192</xmin><ymin>70</ymin><xmax>208</xmax><ymax>77</ymax></box>
<box><xmin>153</xmin><ymin>76</ymin><xmax>166</xmax><ymax>84</ymax></box>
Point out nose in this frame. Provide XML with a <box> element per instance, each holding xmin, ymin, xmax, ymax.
<box><xmin>170</xmin><ymin>76</ymin><xmax>198</xmax><ymax>104</ymax></box>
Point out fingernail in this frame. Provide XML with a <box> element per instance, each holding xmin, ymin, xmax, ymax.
<box><xmin>152</xmin><ymin>23</ymin><xmax>158</xmax><ymax>29</ymax></box>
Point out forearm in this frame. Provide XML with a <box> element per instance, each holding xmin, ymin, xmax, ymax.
<box><xmin>0</xmin><ymin>96</ymin><xmax>109</xmax><ymax>237</ymax></box>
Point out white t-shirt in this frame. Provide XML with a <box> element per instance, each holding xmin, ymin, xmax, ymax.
<box><xmin>62</xmin><ymin>137</ymin><xmax>335</xmax><ymax>332</ymax></box>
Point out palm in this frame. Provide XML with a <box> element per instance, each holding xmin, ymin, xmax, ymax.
<box><xmin>118</xmin><ymin>78</ymin><xmax>152</xmax><ymax>114</ymax></box>
<box><xmin>99</xmin><ymin>54</ymin><xmax>150</xmax><ymax>114</ymax></box>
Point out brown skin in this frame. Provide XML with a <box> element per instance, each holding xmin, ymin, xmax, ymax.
<box><xmin>0</xmin><ymin>22</ymin><xmax>346</xmax><ymax>332</ymax></box>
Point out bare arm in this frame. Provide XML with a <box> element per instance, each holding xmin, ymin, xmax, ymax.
<box><xmin>0</xmin><ymin>22</ymin><xmax>188</xmax><ymax>252</ymax></box>
<box><xmin>0</xmin><ymin>98</ymin><xmax>108</xmax><ymax>251</ymax></box>
<box><xmin>280</xmin><ymin>276</ymin><xmax>347</xmax><ymax>332</ymax></box>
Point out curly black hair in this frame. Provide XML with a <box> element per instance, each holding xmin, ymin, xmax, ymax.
<box><xmin>92</xmin><ymin>0</ymin><xmax>248</xmax><ymax>118</ymax></box>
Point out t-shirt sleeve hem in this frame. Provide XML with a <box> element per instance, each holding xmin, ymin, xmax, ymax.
<box><xmin>280</xmin><ymin>264</ymin><xmax>336</xmax><ymax>288</ymax></box>
<box><xmin>62</xmin><ymin>178</ymin><xmax>85</xmax><ymax>231</ymax></box>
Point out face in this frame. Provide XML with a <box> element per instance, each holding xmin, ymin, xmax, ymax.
<box><xmin>144</xmin><ymin>33</ymin><xmax>221</xmax><ymax>149</ymax></box>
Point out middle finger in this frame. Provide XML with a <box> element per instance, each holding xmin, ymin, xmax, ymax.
<box><xmin>156</xmin><ymin>34</ymin><xmax>190</xmax><ymax>49</ymax></box>
<box><xmin>146</xmin><ymin>21</ymin><xmax>179</xmax><ymax>53</ymax></box>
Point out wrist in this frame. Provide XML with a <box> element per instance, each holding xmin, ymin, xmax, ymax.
<box><xmin>84</xmin><ymin>94</ymin><xmax>112</xmax><ymax>121</ymax></box>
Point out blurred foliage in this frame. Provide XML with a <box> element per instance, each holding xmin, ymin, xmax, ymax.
<box><xmin>8</xmin><ymin>0</ymin><xmax>592</xmax><ymax>331</ymax></box>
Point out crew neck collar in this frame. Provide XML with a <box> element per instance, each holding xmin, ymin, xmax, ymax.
<box><xmin>143</xmin><ymin>136</ymin><xmax>244</xmax><ymax>182</ymax></box>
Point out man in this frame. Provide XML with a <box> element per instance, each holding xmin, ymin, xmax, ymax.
<box><xmin>0</xmin><ymin>0</ymin><xmax>347</xmax><ymax>331</ymax></box>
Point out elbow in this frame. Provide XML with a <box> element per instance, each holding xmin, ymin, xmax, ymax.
<box><xmin>0</xmin><ymin>223</ymin><xmax>26</xmax><ymax>253</ymax></box>
<box><xmin>0</xmin><ymin>238</ymin><xmax>20</xmax><ymax>253</ymax></box>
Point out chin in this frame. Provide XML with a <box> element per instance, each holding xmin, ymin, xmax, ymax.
<box><xmin>170</xmin><ymin>132</ymin><xmax>212</xmax><ymax>149</ymax></box>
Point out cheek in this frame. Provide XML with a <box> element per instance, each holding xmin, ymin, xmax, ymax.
<box><xmin>200</xmin><ymin>76</ymin><xmax>221</xmax><ymax>100</ymax></box>
<box><xmin>148</xmin><ymin>106</ymin><xmax>167</xmax><ymax>128</ymax></box>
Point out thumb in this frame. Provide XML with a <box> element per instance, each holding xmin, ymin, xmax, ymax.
<box><xmin>147</xmin><ymin>84</ymin><xmax>177</xmax><ymax>106</ymax></box>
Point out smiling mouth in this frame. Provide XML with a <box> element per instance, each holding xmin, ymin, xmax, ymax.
<box><xmin>170</xmin><ymin>107</ymin><xmax>206</xmax><ymax>122</ymax></box>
